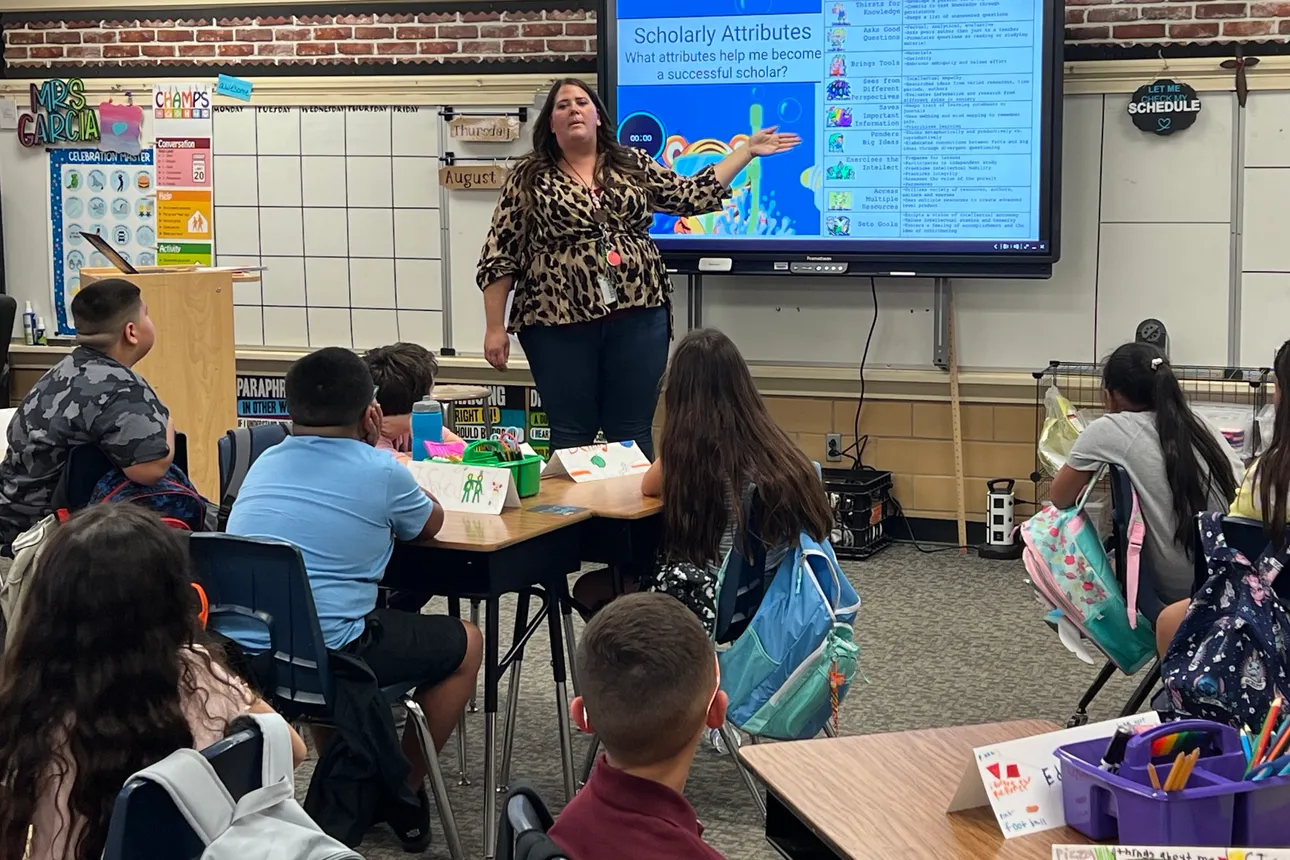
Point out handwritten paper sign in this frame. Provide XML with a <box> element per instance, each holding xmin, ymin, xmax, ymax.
<box><xmin>448</xmin><ymin>115</ymin><xmax>519</xmax><ymax>141</ymax></box>
<box><xmin>438</xmin><ymin>164</ymin><xmax>509</xmax><ymax>191</ymax></box>
<box><xmin>947</xmin><ymin>712</ymin><xmax>1161</xmax><ymax>838</ymax></box>
<box><xmin>405</xmin><ymin>460</ymin><xmax>519</xmax><ymax>515</ymax></box>
<box><xmin>216</xmin><ymin>74</ymin><xmax>254</xmax><ymax>103</ymax></box>
<box><xmin>542</xmin><ymin>442</ymin><xmax>651</xmax><ymax>483</ymax></box>
<box><xmin>1054</xmin><ymin>848</ymin><xmax>1290</xmax><ymax>860</ymax></box>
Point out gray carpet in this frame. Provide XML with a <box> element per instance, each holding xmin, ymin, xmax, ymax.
<box><xmin>295</xmin><ymin>545</ymin><xmax>1151</xmax><ymax>859</ymax></box>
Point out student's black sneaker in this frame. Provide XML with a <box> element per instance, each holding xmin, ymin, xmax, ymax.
<box><xmin>387</xmin><ymin>788</ymin><xmax>432</xmax><ymax>853</ymax></box>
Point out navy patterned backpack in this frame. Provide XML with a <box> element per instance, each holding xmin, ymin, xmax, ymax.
<box><xmin>1162</xmin><ymin>512</ymin><xmax>1290</xmax><ymax>727</ymax></box>
<box><xmin>88</xmin><ymin>463</ymin><xmax>209</xmax><ymax>532</ymax></box>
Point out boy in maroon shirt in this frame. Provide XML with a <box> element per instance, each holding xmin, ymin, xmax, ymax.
<box><xmin>550</xmin><ymin>593</ymin><xmax>728</xmax><ymax>860</ymax></box>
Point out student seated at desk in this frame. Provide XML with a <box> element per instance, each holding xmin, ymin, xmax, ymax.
<box><xmin>1048</xmin><ymin>343</ymin><xmax>1242</xmax><ymax>657</ymax></box>
<box><xmin>363</xmin><ymin>342</ymin><xmax>464</xmax><ymax>456</ymax></box>
<box><xmin>225</xmin><ymin>348</ymin><xmax>483</xmax><ymax>818</ymax></box>
<box><xmin>1231</xmin><ymin>339</ymin><xmax>1290</xmax><ymax>526</ymax></box>
<box><xmin>0</xmin><ymin>504</ymin><xmax>305</xmax><ymax>860</ymax></box>
<box><xmin>573</xmin><ymin>328</ymin><xmax>832</xmax><ymax>632</ymax></box>
<box><xmin>0</xmin><ymin>279</ymin><xmax>173</xmax><ymax>550</ymax></box>
<box><xmin>553</xmin><ymin>593</ymin><xmax>728</xmax><ymax>860</ymax></box>
<box><xmin>1152</xmin><ymin>338</ymin><xmax>1290</xmax><ymax>654</ymax></box>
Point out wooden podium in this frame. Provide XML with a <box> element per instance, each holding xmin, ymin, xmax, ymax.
<box><xmin>80</xmin><ymin>267</ymin><xmax>238</xmax><ymax>498</ymax></box>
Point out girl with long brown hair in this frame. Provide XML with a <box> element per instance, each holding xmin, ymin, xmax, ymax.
<box><xmin>0</xmin><ymin>505</ymin><xmax>304</xmax><ymax>860</ymax></box>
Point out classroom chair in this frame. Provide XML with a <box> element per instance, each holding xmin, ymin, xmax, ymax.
<box><xmin>102</xmin><ymin>719</ymin><xmax>263</xmax><ymax>860</ymax></box>
<box><xmin>0</xmin><ymin>296</ymin><xmax>16</xmax><ymax>406</ymax></box>
<box><xmin>189</xmin><ymin>532</ymin><xmax>466</xmax><ymax>860</ymax></box>
<box><xmin>55</xmin><ymin>433</ymin><xmax>190</xmax><ymax>511</ymax></box>
<box><xmin>1191</xmin><ymin>515</ymin><xmax>1290</xmax><ymax>602</ymax></box>
<box><xmin>576</xmin><ymin>484</ymin><xmax>839</xmax><ymax>819</ymax></box>
<box><xmin>1063</xmin><ymin>465</ymin><xmax>1162</xmax><ymax>728</ymax></box>
<box><xmin>215</xmin><ymin>422</ymin><xmax>289</xmax><ymax>530</ymax></box>
<box><xmin>215</xmin><ymin>420</ymin><xmax>472</xmax><ymax>785</ymax></box>
<box><xmin>495</xmin><ymin>782</ymin><xmax>568</xmax><ymax>860</ymax></box>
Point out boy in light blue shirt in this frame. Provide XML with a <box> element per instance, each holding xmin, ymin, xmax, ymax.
<box><xmin>227</xmin><ymin>347</ymin><xmax>483</xmax><ymax>843</ymax></box>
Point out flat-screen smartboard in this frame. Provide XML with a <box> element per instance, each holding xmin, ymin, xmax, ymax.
<box><xmin>599</xmin><ymin>0</ymin><xmax>1064</xmax><ymax>277</ymax></box>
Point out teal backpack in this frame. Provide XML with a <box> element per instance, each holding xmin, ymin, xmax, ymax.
<box><xmin>1022</xmin><ymin>465</ymin><xmax>1156</xmax><ymax>673</ymax></box>
<box><xmin>716</xmin><ymin>533</ymin><xmax>861</xmax><ymax>740</ymax></box>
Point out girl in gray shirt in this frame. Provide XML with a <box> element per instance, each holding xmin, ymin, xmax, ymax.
<box><xmin>1050</xmin><ymin>344</ymin><xmax>1242</xmax><ymax>651</ymax></box>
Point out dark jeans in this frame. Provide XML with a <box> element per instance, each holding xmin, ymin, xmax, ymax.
<box><xmin>518</xmin><ymin>305</ymin><xmax>669</xmax><ymax>460</ymax></box>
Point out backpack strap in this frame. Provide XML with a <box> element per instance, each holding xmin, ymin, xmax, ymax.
<box><xmin>217</xmin><ymin>428</ymin><xmax>253</xmax><ymax>529</ymax></box>
<box><xmin>1124</xmin><ymin>489</ymin><xmax>1145</xmax><ymax>628</ymax></box>
<box><xmin>244</xmin><ymin>711</ymin><xmax>296</xmax><ymax>789</ymax></box>
<box><xmin>1072</xmin><ymin>464</ymin><xmax>1108</xmax><ymax>514</ymax></box>
<box><xmin>131</xmin><ymin>749</ymin><xmax>236</xmax><ymax>845</ymax></box>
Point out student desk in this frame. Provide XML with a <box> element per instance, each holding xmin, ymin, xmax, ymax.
<box><xmin>385</xmin><ymin>503</ymin><xmax>593</xmax><ymax>860</ymax></box>
<box><xmin>532</xmin><ymin>473</ymin><xmax>663</xmax><ymax>574</ymax></box>
<box><xmin>738</xmin><ymin>720</ymin><xmax>1090</xmax><ymax>859</ymax></box>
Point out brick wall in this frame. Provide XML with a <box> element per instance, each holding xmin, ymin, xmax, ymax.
<box><xmin>2</xmin><ymin>0</ymin><xmax>1285</xmax><ymax>74</ymax></box>
<box><xmin>1064</xmin><ymin>0</ymin><xmax>1290</xmax><ymax>43</ymax></box>
<box><xmin>1</xmin><ymin>7</ymin><xmax>598</xmax><ymax>72</ymax></box>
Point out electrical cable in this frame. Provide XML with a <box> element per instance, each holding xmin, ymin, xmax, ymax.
<box><xmin>841</xmin><ymin>276</ymin><xmax>878</xmax><ymax>470</ymax></box>
<box><xmin>892</xmin><ymin>497</ymin><xmax>971</xmax><ymax>554</ymax></box>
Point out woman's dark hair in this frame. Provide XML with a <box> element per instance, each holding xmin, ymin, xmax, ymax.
<box><xmin>511</xmin><ymin>78</ymin><xmax>644</xmax><ymax>193</ymax></box>
<box><xmin>1256</xmin><ymin>339</ymin><xmax>1290</xmax><ymax>545</ymax></box>
<box><xmin>0</xmin><ymin>505</ymin><xmax>217</xmax><ymax>860</ymax></box>
<box><xmin>659</xmin><ymin>328</ymin><xmax>833</xmax><ymax>564</ymax></box>
<box><xmin>1103</xmin><ymin>342</ymin><xmax>1238</xmax><ymax>555</ymax></box>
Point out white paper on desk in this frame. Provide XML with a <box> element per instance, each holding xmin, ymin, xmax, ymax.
<box><xmin>0</xmin><ymin>99</ymin><xmax>18</xmax><ymax>131</ymax></box>
<box><xmin>541</xmin><ymin>442</ymin><xmax>650</xmax><ymax>483</ymax></box>
<box><xmin>1053</xmin><ymin>848</ymin><xmax>1240</xmax><ymax>860</ymax></box>
<box><xmin>946</xmin><ymin>712</ymin><xmax>1160</xmax><ymax>838</ymax></box>
<box><xmin>405</xmin><ymin>460</ymin><xmax>519</xmax><ymax>514</ymax></box>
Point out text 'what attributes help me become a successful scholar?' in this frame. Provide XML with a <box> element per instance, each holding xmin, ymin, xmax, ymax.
<box><xmin>626</xmin><ymin>23</ymin><xmax>820</xmax><ymax>82</ymax></box>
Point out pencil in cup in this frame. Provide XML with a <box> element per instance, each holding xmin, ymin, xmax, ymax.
<box><xmin>1251</xmin><ymin>695</ymin><xmax>1283</xmax><ymax>769</ymax></box>
<box><xmin>1162</xmin><ymin>750</ymin><xmax>1200</xmax><ymax>792</ymax></box>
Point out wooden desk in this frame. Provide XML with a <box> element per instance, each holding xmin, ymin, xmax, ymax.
<box><xmin>739</xmin><ymin>720</ymin><xmax>1090</xmax><ymax>859</ymax></box>
<box><xmin>429</xmin><ymin>503</ymin><xmax>593</xmax><ymax>552</ymax></box>
<box><xmin>385</xmin><ymin>504</ymin><xmax>589</xmax><ymax>860</ymax></box>
<box><xmin>532</xmin><ymin>473</ymin><xmax>662</xmax><ymax>520</ymax></box>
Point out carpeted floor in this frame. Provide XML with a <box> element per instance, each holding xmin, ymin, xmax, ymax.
<box><xmin>296</xmin><ymin>545</ymin><xmax>1152</xmax><ymax>859</ymax></box>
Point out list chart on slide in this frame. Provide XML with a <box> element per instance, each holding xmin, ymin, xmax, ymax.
<box><xmin>614</xmin><ymin>0</ymin><xmax>1049</xmax><ymax>246</ymax></box>
<box><xmin>822</xmin><ymin>0</ymin><xmax>1042</xmax><ymax>243</ymax></box>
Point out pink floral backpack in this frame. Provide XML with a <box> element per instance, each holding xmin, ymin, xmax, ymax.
<box><xmin>1022</xmin><ymin>466</ymin><xmax>1157</xmax><ymax>673</ymax></box>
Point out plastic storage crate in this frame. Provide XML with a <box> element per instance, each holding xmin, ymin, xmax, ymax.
<box><xmin>822</xmin><ymin>467</ymin><xmax>894</xmax><ymax>559</ymax></box>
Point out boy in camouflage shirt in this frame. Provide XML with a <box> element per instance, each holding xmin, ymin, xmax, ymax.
<box><xmin>0</xmin><ymin>279</ymin><xmax>173</xmax><ymax>547</ymax></box>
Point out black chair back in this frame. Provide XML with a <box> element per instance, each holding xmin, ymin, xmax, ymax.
<box><xmin>714</xmin><ymin>482</ymin><xmax>769</xmax><ymax>645</ymax></box>
<box><xmin>496</xmin><ymin>782</ymin><xmax>567</xmax><ymax>860</ymax></box>
<box><xmin>101</xmin><ymin>724</ymin><xmax>264</xmax><ymax>860</ymax></box>
<box><xmin>189</xmin><ymin>532</ymin><xmax>333</xmax><ymax>717</ymax></box>
<box><xmin>216</xmin><ymin>424</ymin><xmax>289</xmax><ymax>528</ymax></box>
<box><xmin>0</xmin><ymin>296</ymin><xmax>17</xmax><ymax>405</ymax></box>
<box><xmin>54</xmin><ymin>432</ymin><xmax>190</xmax><ymax>511</ymax></box>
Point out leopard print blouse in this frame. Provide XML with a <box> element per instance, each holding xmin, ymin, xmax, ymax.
<box><xmin>477</xmin><ymin>147</ymin><xmax>727</xmax><ymax>331</ymax></box>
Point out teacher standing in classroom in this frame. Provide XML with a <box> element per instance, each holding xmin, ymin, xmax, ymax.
<box><xmin>476</xmin><ymin>78</ymin><xmax>799</xmax><ymax>459</ymax></box>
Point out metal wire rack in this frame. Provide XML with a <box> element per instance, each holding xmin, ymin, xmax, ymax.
<box><xmin>1029</xmin><ymin>360</ymin><xmax>1272</xmax><ymax>506</ymax></box>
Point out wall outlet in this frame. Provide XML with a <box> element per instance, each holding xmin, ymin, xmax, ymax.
<box><xmin>825</xmin><ymin>433</ymin><xmax>843</xmax><ymax>462</ymax></box>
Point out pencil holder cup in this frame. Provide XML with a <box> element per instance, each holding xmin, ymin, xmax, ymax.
<box><xmin>463</xmin><ymin>440</ymin><xmax>503</xmax><ymax>464</ymax></box>
<box><xmin>462</xmin><ymin>441</ymin><xmax>542</xmax><ymax>498</ymax></box>
<box><xmin>1232</xmin><ymin>773</ymin><xmax>1290</xmax><ymax>846</ymax></box>
<box><xmin>502</xmin><ymin>456</ymin><xmax>542</xmax><ymax>498</ymax></box>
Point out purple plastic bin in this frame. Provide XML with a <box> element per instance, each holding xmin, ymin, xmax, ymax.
<box><xmin>1117</xmin><ymin>720</ymin><xmax>1246</xmax><ymax>785</ymax></box>
<box><xmin>1233</xmin><ymin>773</ymin><xmax>1290</xmax><ymax>846</ymax></box>
<box><xmin>1057</xmin><ymin>737</ymin><xmax>1237</xmax><ymax>846</ymax></box>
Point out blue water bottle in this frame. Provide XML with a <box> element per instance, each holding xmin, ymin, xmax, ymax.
<box><xmin>411</xmin><ymin>397</ymin><xmax>443</xmax><ymax>461</ymax></box>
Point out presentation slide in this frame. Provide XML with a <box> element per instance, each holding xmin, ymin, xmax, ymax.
<box><xmin>608</xmin><ymin>0</ymin><xmax>1054</xmax><ymax>259</ymax></box>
